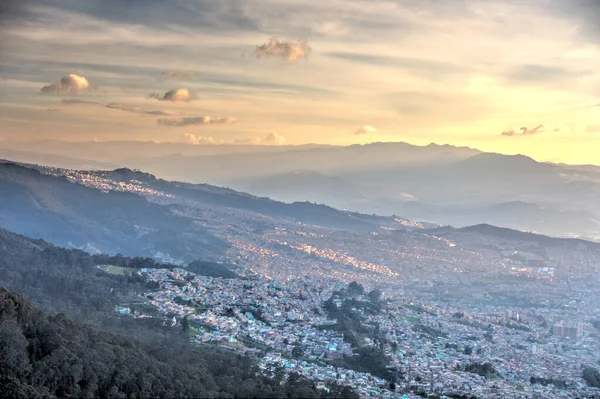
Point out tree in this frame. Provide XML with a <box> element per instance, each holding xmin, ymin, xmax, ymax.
<box><xmin>583</xmin><ymin>366</ymin><xmax>600</xmax><ymax>388</ymax></box>
<box><xmin>368</xmin><ymin>289</ymin><xmax>382</xmax><ymax>303</ymax></box>
<box><xmin>292</xmin><ymin>346</ymin><xmax>303</xmax><ymax>358</ymax></box>
<box><xmin>347</xmin><ymin>282</ymin><xmax>364</xmax><ymax>296</ymax></box>
<box><xmin>464</xmin><ymin>346</ymin><xmax>473</xmax><ymax>355</ymax></box>
<box><xmin>181</xmin><ymin>315</ymin><xmax>190</xmax><ymax>334</ymax></box>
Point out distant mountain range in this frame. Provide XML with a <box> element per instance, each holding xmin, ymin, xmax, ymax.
<box><xmin>1</xmin><ymin>159</ymin><xmax>599</xmax><ymax>284</ymax></box>
<box><xmin>0</xmin><ymin>161</ymin><xmax>412</xmax><ymax>263</ymax></box>
<box><xmin>2</xmin><ymin>140</ymin><xmax>600</xmax><ymax>240</ymax></box>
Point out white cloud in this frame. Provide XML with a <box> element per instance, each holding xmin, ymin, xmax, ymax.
<box><xmin>148</xmin><ymin>88</ymin><xmax>197</xmax><ymax>102</ymax></box>
<box><xmin>41</xmin><ymin>73</ymin><xmax>94</xmax><ymax>94</ymax></box>
<box><xmin>255</xmin><ymin>37</ymin><xmax>311</xmax><ymax>61</ymax></box>
<box><xmin>262</xmin><ymin>132</ymin><xmax>287</xmax><ymax>145</ymax></box>
<box><xmin>234</xmin><ymin>133</ymin><xmax>287</xmax><ymax>145</ymax></box>
<box><xmin>157</xmin><ymin>116</ymin><xmax>237</xmax><ymax>127</ymax></box>
<box><xmin>501</xmin><ymin>124</ymin><xmax>563</xmax><ymax>137</ymax></box>
<box><xmin>177</xmin><ymin>134</ymin><xmax>221</xmax><ymax>145</ymax></box>
<box><xmin>354</xmin><ymin>125</ymin><xmax>378</xmax><ymax>135</ymax></box>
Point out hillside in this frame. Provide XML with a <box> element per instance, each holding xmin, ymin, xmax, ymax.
<box><xmin>58</xmin><ymin>167</ymin><xmax>383</xmax><ymax>232</ymax></box>
<box><xmin>4</xmin><ymin>141</ymin><xmax>600</xmax><ymax>239</ymax></box>
<box><xmin>0</xmin><ymin>229</ymin><xmax>355</xmax><ymax>398</ymax></box>
<box><xmin>0</xmin><ymin>286</ymin><xmax>353</xmax><ymax>399</ymax></box>
<box><xmin>0</xmin><ymin>162</ymin><xmax>228</xmax><ymax>262</ymax></box>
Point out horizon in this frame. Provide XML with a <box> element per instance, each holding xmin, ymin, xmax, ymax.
<box><xmin>2</xmin><ymin>137</ymin><xmax>600</xmax><ymax>167</ymax></box>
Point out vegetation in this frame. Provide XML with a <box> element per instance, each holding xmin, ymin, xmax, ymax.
<box><xmin>328</xmin><ymin>347</ymin><xmax>394</xmax><ymax>381</ymax></box>
<box><xmin>464</xmin><ymin>363</ymin><xmax>498</xmax><ymax>379</ymax></box>
<box><xmin>187</xmin><ymin>260</ymin><xmax>238</xmax><ymax>278</ymax></box>
<box><xmin>97</xmin><ymin>265</ymin><xmax>136</xmax><ymax>276</ymax></box>
<box><xmin>0</xmin><ymin>287</ymin><xmax>357</xmax><ymax>398</ymax></box>
<box><xmin>582</xmin><ymin>366</ymin><xmax>600</xmax><ymax>388</ymax></box>
<box><xmin>0</xmin><ymin>229</ymin><xmax>358</xmax><ymax>398</ymax></box>
<box><xmin>530</xmin><ymin>376</ymin><xmax>567</xmax><ymax>389</ymax></box>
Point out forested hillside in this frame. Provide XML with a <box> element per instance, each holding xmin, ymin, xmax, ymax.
<box><xmin>0</xmin><ymin>229</ymin><xmax>357</xmax><ymax>398</ymax></box>
<box><xmin>0</xmin><ymin>287</ymin><xmax>356</xmax><ymax>398</ymax></box>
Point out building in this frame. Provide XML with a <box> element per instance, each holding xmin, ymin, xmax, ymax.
<box><xmin>553</xmin><ymin>321</ymin><xmax>584</xmax><ymax>340</ymax></box>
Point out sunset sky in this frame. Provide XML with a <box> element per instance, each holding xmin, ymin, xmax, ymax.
<box><xmin>1</xmin><ymin>0</ymin><xmax>599</xmax><ymax>164</ymax></box>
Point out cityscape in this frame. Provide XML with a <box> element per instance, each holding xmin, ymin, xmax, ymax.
<box><xmin>1</xmin><ymin>0</ymin><xmax>600</xmax><ymax>397</ymax></box>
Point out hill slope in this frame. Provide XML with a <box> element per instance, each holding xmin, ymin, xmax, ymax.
<box><xmin>0</xmin><ymin>162</ymin><xmax>227</xmax><ymax>261</ymax></box>
<box><xmin>0</xmin><ymin>286</ymin><xmax>351</xmax><ymax>399</ymax></box>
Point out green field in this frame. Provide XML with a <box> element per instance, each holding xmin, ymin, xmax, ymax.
<box><xmin>98</xmin><ymin>265</ymin><xmax>135</xmax><ymax>276</ymax></box>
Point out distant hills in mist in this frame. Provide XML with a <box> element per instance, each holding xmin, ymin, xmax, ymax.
<box><xmin>2</xmin><ymin>140</ymin><xmax>600</xmax><ymax>240</ymax></box>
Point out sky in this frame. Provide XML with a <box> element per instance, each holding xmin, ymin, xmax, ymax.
<box><xmin>0</xmin><ymin>0</ymin><xmax>599</xmax><ymax>164</ymax></box>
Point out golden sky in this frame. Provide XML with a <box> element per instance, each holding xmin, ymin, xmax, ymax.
<box><xmin>0</xmin><ymin>0</ymin><xmax>599</xmax><ymax>164</ymax></box>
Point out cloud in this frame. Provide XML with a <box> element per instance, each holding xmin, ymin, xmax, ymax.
<box><xmin>148</xmin><ymin>88</ymin><xmax>197</xmax><ymax>102</ymax></box>
<box><xmin>46</xmin><ymin>108</ymin><xmax>61</xmax><ymax>112</ymax></box>
<box><xmin>157</xmin><ymin>116</ymin><xmax>237</xmax><ymax>127</ymax></box>
<box><xmin>41</xmin><ymin>73</ymin><xmax>94</xmax><ymax>94</ymax></box>
<box><xmin>158</xmin><ymin>70</ymin><xmax>198</xmax><ymax>81</ymax></box>
<box><xmin>255</xmin><ymin>37</ymin><xmax>311</xmax><ymax>61</ymax></box>
<box><xmin>144</xmin><ymin>110</ymin><xmax>180</xmax><ymax>116</ymax></box>
<box><xmin>105</xmin><ymin>103</ymin><xmax>143</xmax><ymax>113</ymax></box>
<box><xmin>61</xmin><ymin>98</ymin><xmax>99</xmax><ymax>105</ymax></box>
<box><xmin>261</xmin><ymin>132</ymin><xmax>286</xmax><ymax>145</ymax></box>
<box><xmin>234</xmin><ymin>133</ymin><xmax>287</xmax><ymax>146</ymax></box>
<box><xmin>177</xmin><ymin>134</ymin><xmax>221</xmax><ymax>145</ymax></box>
<box><xmin>106</xmin><ymin>103</ymin><xmax>181</xmax><ymax>116</ymax></box>
<box><xmin>176</xmin><ymin>133</ymin><xmax>287</xmax><ymax>146</ymax></box>
<box><xmin>503</xmin><ymin>64</ymin><xmax>575</xmax><ymax>86</ymax></box>
<box><xmin>587</xmin><ymin>125</ymin><xmax>600</xmax><ymax>133</ymax></box>
<box><xmin>501</xmin><ymin>124</ymin><xmax>563</xmax><ymax>137</ymax></box>
<box><xmin>354</xmin><ymin>125</ymin><xmax>378</xmax><ymax>135</ymax></box>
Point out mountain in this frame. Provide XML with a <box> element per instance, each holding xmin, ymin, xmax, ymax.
<box><xmin>5</xmin><ymin>140</ymin><xmax>600</xmax><ymax>239</ymax></box>
<box><xmin>57</xmin><ymin>167</ymin><xmax>384</xmax><ymax>232</ymax></box>
<box><xmin>0</xmin><ymin>162</ymin><xmax>227</xmax><ymax>262</ymax></box>
<box><xmin>2</xmin><ymin>160</ymin><xmax>600</xmax><ymax>286</ymax></box>
<box><xmin>0</xmin><ymin>161</ymin><xmax>406</xmax><ymax>267</ymax></box>
<box><xmin>121</xmin><ymin>142</ymin><xmax>480</xmax><ymax>183</ymax></box>
<box><xmin>222</xmin><ymin>151</ymin><xmax>600</xmax><ymax>240</ymax></box>
<box><xmin>0</xmin><ymin>148</ymin><xmax>118</xmax><ymax>170</ymax></box>
<box><xmin>2</xmin><ymin>140</ymin><xmax>331</xmax><ymax>164</ymax></box>
<box><xmin>230</xmin><ymin>170</ymin><xmax>367</xmax><ymax>206</ymax></box>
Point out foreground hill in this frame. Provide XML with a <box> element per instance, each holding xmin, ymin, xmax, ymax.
<box><xmin>0</xmin><ymin>229</ymin><xmax>355</xmax><ymax>398</ymax></box>
<box><xmin>0</xmin><ymin>286</ymin><xmax>353</xmax><ymax>399</ymax></box>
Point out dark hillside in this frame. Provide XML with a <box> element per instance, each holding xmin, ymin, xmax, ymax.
<box><xmin>0</xmin><ymin>287</ymin><xmax>356</xmax><ymax>398</ymax></box>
